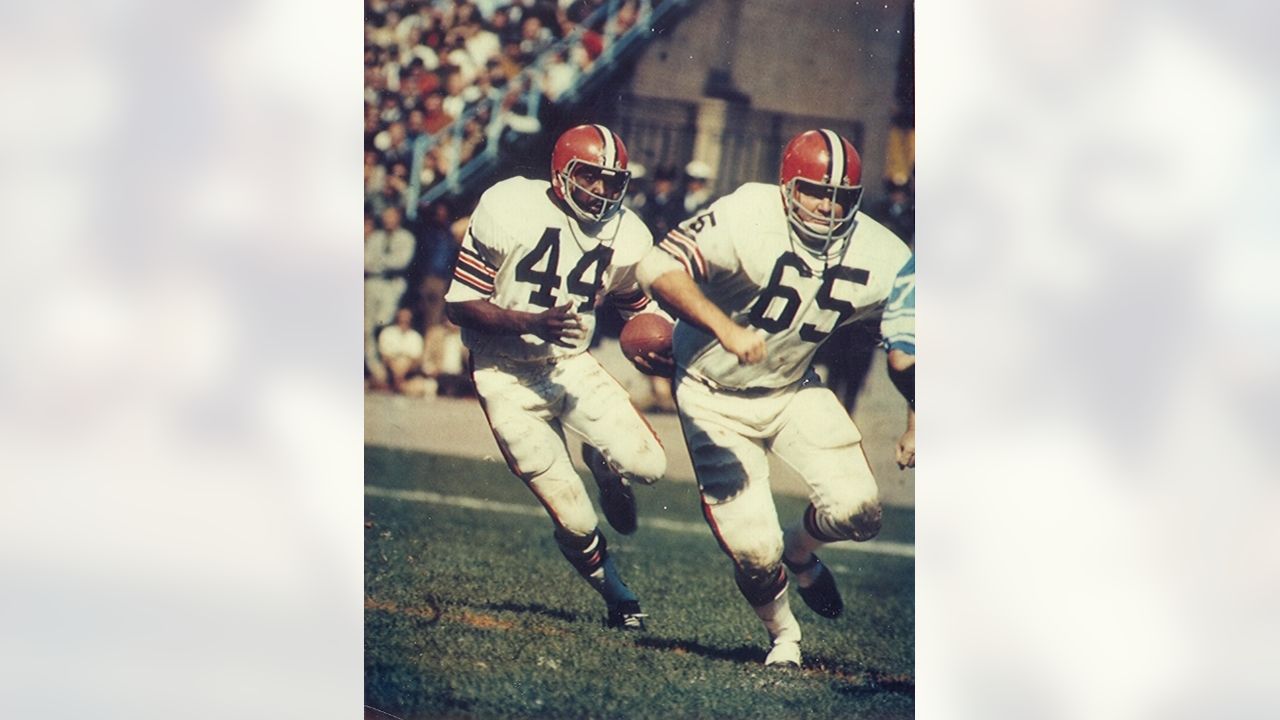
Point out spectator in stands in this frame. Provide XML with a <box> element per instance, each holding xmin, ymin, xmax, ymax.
<box><xmin>682</xmin><ymin>160</ymin><xmax>715</xmax><ymax>216</ymax></box>
<box><xmin>622</xmin><ymin>162</ymin><xmax>648</xmax><ymax>213</ymax></box>
<box><xmin>542</xmin><ymin>48</ymin><xmax>579</xmax><ymax>100</ymax></box>
<box><xmin>875</xmin><ymin>179</ymin><xmax>915</xmax><ymax>249</ymax></box>
<box><xmin>366</xmin><ymin>206</ymin><xmax>417</xmax><ymax>386</ymax></box>
<box><xmin>382</xmin><ymin>44</ymin><xmax>403</xmax><ymax>93</ymax></box>
<box><xmin>495</xmin><ymin>41</ymin><xmax>525</xmax><ymax>81</ymax></box>
<box><xmin>442</xmin><ymin>68</ymin><xmax>470</xmax><ymax>120</ymax></box>
<box><xmin>519</xmin><ymin>0</ymin><xmax>565</xmax><ymax>40</ymax></box>
<box><xmin>460</xmin><ymin>114</ymin><xmax>489</xmax><ymax>164</ymax></box>
<box><xmin>637</xmin><ymin>164</ymin><xmax>685</xmax><ymax>240</ymax></box>
<box><xmin>415</xmin><ymin>200</ymin><xmax>460</xmax><ymax>331</ymax></box>
<box><xmin>364</xmin><ymin>150</ymin><xmax>387</xmax><ymax>206</ymax></box>
<box><xmin>405</xmin><ymin>108</ymin><xmax>428</xmax><ymax>143</ymax></box>
<box><xmin>368</xmin><ymin>160</ymin><xmax>409</xmax><ymax>216</ymax></box>
<box><xmin>375</xmin><ymin>121</ymin><xmax>413</xmax><ymax>166</ymax></box>
<box><xmin>405</xmin><ymin>26</ymin><xmax>441</xmax><ymax>70</ymax></box>
<box><xmin>491</xmin><ymin>6</ymin><xmax>522</xmax><ymax>47</ymax></box>
<box><xmin>364</xmin><ymin>104</ymin><xmax>382</xmax><ymax>152</ymax></box>
<box><xmin>422</xmin><ymin>91</ymin><xmax>454</xmax><ymax>134</ymax></box>
<box><xmin>463</xmin><ymin>13</ymin><xmax>502</xmax><ymax>69</ymax></box>
<box><xmin>606</xmin><ymin>0</ymin><xmax>642</xmax><ymax>38</ymax></box>
<box><xmin>518</xmin><ymin>14</ymin><xmax>555</xmax><ymax>63</ymax></box>
<box><xmin>378</xmin><ymin>307</ymin><xmax>427</xmax><ymax>396</ymax></box>
<box><xmin>418</xmin><ymin>150</ymin><xmax>443</xmax><ymax>191</ymax></box>
<box><xmin>377</xmin><ymin>90</ymin><xmax>403</xmax><ymax>125</ymax></box>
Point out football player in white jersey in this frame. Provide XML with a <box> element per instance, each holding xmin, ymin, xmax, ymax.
<box><xmin>444</xmin><ymin>124</ymin><xmax>669</xmax><ymax>630</ymax></box>
<box><xmin>635</xmin><ymin>129</ymin><xmax>913</xmax><ymax>666</ymax></box>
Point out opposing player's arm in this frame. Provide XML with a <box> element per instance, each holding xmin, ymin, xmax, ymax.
<box><xmin>881</xmin><ymin>254</ymin><xmax>915</xmax><ymax>406</ymax></box>
<box><xmin>636</xmin><ymin>247</ymin><xmax>764</xmax><ymax>365</ymax></box>
<box><xmin>897</xmin><ymin>406</ymin><xmax>915</xmax><ymax>469</ymax></box>
<box><xmin>880</xmin><ymin>253</ymin><xmax>915</xmax><ymax>467</ymax></box>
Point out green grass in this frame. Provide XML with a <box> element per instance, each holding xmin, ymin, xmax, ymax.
<box><xmin>366</xmin><ymin>447</ymin><xmax>914</xmax><ymax>719</ymax></box>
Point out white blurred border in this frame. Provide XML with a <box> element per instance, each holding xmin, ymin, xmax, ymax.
<box><xmin>0</xmin><ymin>2</ymin><xmax>363</xmax><ymax>718</ymax></box>
<box><xmin>919</xmin><ymin>1</ymin><xmax>1280</xmax><ymax>718</ymax></box>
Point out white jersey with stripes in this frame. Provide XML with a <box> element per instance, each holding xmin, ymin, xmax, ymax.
<box><xmin>658</xmin><ymin>182</ymin><xmax>912</xmax><ymax>390</ymax></box>
<box><xmin>445</xmin><ymin>176</ymin><xmax>655</xmax><ymax>363</ymax></box>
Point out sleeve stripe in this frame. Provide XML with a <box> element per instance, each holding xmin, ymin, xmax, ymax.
<box><xmin>659</xmin><ymin>239</ymin><xmax>696</xmax><ymax>279</ymax></box>
<box><xmin>665</xmin><ymin>230</ymin><xmax>708</xmax><ymax>279</ymax></box>
<box><xmin>459</xmin><ymin>243</ymin><xmax>498</xmax><ymax>271</ymax></box>
<box><xmin>452</xmin><ymin>266</ymin><xmax>495</xmax><ymax>294</ymax></box>
<box><xmin>612</xmin><ymin>290</ymin><xmax>650</xmax><ymax>311</ymax></box>
<box><xmin>456</xmin><ymin>252</ymin><xmax>497</xmax><ymax>281</ymax></box>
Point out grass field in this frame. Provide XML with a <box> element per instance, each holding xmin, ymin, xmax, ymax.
<box><xmin>365</xmin><ymin>446</ymin><xmax>914</xmax><ymax>719</ymax></box>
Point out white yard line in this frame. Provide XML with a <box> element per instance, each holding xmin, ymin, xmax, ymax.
<box><xmin>366</xmin><ymin>485</ymin><xmax>915</xmax><ymax>559</ymax></box>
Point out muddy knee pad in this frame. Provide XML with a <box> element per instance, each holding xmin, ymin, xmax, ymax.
<box><xmin>805</xmin><ymin>501</ymin><xmax>883</xmax><ymax>543</ymax></box>
<box><xmin>734</xmin><ymin>564</ymin><xmax>788</xmax><ymax>607</ymax></box>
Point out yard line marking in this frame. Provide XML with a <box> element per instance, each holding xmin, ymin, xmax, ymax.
<box><xmin>366</xmin><ymin>485</ymin><xmax>915</xmax><ymax>559</ymax></box>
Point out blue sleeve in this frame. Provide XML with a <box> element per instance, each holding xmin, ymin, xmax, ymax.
<box><xmin>880</xmin><ymin>255</ymin><xmax>915</xmax><ymax>355</ymax></box>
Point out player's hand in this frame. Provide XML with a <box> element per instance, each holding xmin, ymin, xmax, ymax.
<box><xmin>527</xmin><ymin>303</ymin><xmax>585</xmax><ymax>347</ymax></box>
<box><xmin>717</xmin><ymin>324</ymin><xmax>766</xmax><ymax>365</ymax></box>
<box><xmin>630</xmin><ymin>350</ymin><xmax>675</xmax><ymax>378</ymax></box>
<box><xmin>896</xmin><ymin>427</ymin><xmax>915</xmax><ymax>469</ymax></box>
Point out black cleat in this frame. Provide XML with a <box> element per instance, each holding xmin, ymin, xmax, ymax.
<box><xmin>606</xmin><ymin>600</ymin><xmax>647</xmax><ymax>631</ymax></box>
<box><xmin>786</xmin><ymin>554</ymin><xmax>844</xmax><ymax>619</ymax></box>
<box><xmin>584</xmin><ymin>444</ymin><xmax>638</xmax><ymax>535</ymax></box>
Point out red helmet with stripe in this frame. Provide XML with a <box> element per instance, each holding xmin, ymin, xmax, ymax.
<box><xmin>778</xmin><ymin>129</ymin><xmax>864</xmax><ymax>256</ymax></box>
<box><xmin>551</xmin><ymin>124</ymin><xmax>632</xmax><ymax>224</ymax></box>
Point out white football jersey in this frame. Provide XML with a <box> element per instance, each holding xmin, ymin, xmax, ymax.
<box><xmin>658</xmin><ymin>182</ymin><xmax>912</xmax><ymax>389</ymax></box>
<box><xmin>445</xmin><ymin>176</ymin><xmax>654</xmax><ymax>362</ymax></box>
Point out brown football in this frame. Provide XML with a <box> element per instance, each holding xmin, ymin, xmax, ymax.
<box><xmin>619</xmin><ymin>313</ymin><xmax>674</xmax><ymax>374</ymax></box>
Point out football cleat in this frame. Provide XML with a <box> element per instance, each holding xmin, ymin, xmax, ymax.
<box><xmin>764</xmin><ymin>639</ymin><xmax>802</xmax><ymax>669</ymax></box>
<box><xmin>583</xmin><ymin>444</ymin><xmax>638</xmax><ymax>535</ymax></box>
<box><xmin>785</xmin><ymin>554</ymin><xmax>844</xmax><ymax>619</ymax></box>
<box><xmin>606</xmin><ymin>600</ymin><xmax>647</xmax><ymax>631</ymax></box>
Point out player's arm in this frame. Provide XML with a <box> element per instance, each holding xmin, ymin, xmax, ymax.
<box><xmin>897</xmin><ymin>405</ymin><xmax>915</xmax><ymax>469</ymax></box>
<box><xmin>887</xmin><ymin>349</ymin><xmax>914</xmax><ymax>406</ymax></box>
<box><xmin>636</xmin><ymin>248</ymin><xmax>764</xmax><ymax>365</ymax></box>
<box><xmin>445</xmin><ymin>300</ymin><xmax>585</xmax><ymax>346</ymax></box>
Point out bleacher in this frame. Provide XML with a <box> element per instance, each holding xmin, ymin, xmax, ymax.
<box><xmin>364</xmin><ymin>0</ymin><xmax>696</xmax><ymax>222</ymax></box>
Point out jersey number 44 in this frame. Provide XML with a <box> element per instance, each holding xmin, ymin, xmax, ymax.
<box><xmin>514</xmin><ymin>228</ymin><xmax>614</xmax><ymax>312</ymax></box>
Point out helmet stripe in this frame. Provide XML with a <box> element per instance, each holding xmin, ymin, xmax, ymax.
<box><xmin>820</xmin><ymin>128</ymin><xmax>844</xmax><ymax>184</ymax></box>
<box><xmin>593</xmin><ymin>124</ymin><xmax>616</xmax><ymax>166</ymax></box>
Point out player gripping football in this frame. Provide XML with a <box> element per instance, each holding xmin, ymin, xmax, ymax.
<box><xmin>636</xmin><ymin>129</ymin><xmax>913</xmax><ymax>667</ymax></box>
<box><xmin>445</xmin><ymin>125</ymin><xmax>670</xmax><ymax>630</ymax></box>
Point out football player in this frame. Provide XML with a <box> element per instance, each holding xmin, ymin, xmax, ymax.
<box><xmin>444</xmin><ymin>124</ymin><xmax>669</xmax><ymax>630</ymax></box>
<box><xmin>636</xmin><ymin>129</ymin><xmax>912</xmax><ymax>666</ymax></box>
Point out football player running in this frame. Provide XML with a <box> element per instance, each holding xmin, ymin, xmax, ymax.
<box><xmin>636</xmin><ymin>129</ymin><xmax>913</xmax><ymax>666</ymax></box>
<box><xmin>445</xmin><ymin>124</ymin><xmax>669</xmax><ymax>630</ymax></box>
